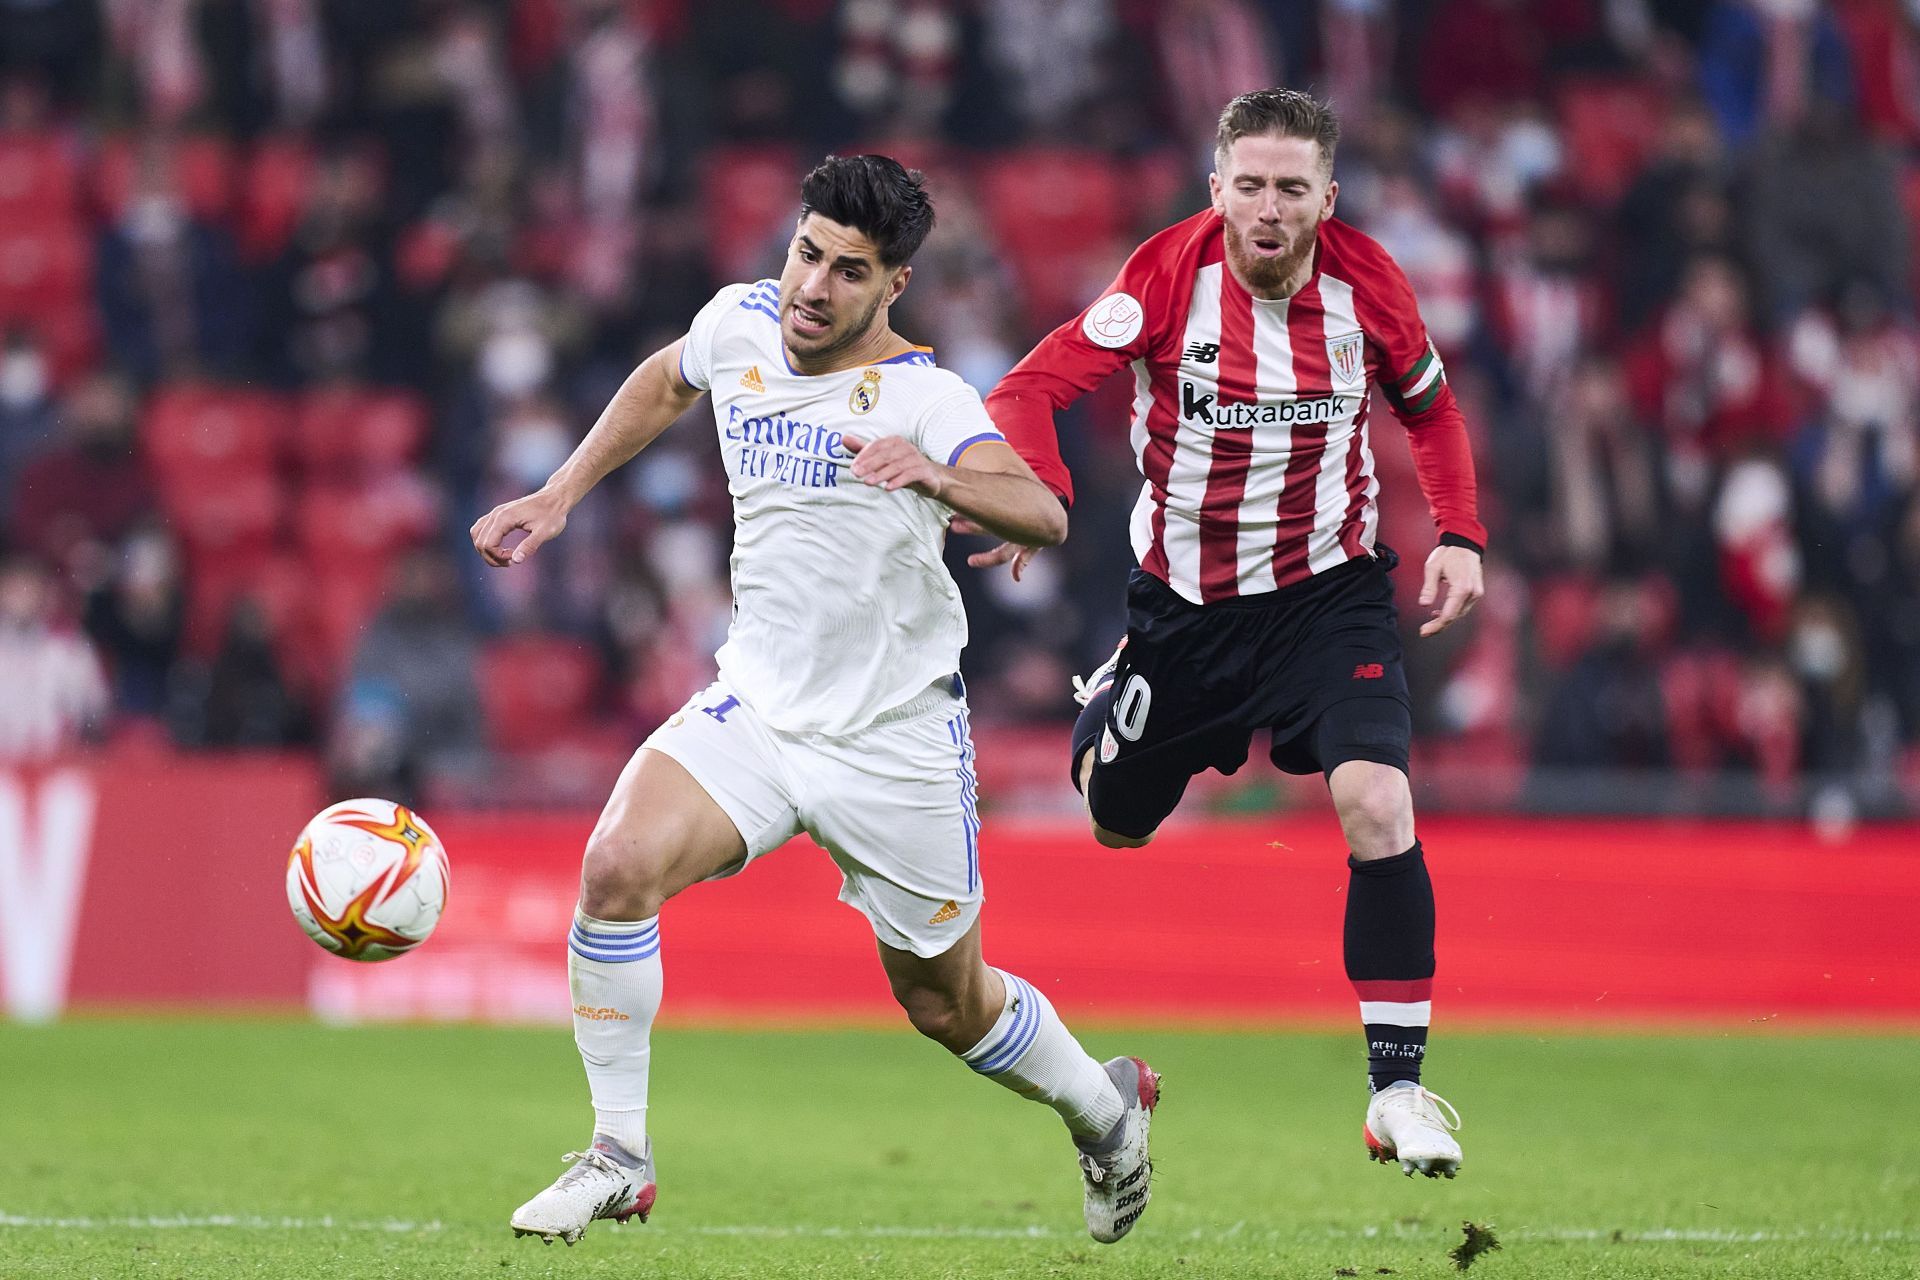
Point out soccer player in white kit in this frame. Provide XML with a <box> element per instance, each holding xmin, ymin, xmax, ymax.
<box><xmin>471</xmin><ymin>156</ymin><xmax>1159</xmax><ymax>1247</ymax></box>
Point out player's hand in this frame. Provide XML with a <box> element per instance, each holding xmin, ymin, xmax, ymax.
<box><xmin>843</xmin><ymin>432</ymin><xmax>948</xmax><ymax>500</ymax></box>
<box><xmin>470</xmin><ymin>489</ymin><xmax>571</xmax><ymax>567</ymax></box>
<box><xmin>949</xmin><ymin>518</ymin><xmax>1040</xmax><ymax>581</ymax></box>
<box><xmin>1419</xmin><ymin>544</ymin><xmax>1484</xmax><ymax>637</ymax></box>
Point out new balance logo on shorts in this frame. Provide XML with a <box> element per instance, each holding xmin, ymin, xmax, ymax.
<box><xmin>1353</xmin><ymin>663</ymin><xmax>1385</xmax><ymax>680</ymax></box>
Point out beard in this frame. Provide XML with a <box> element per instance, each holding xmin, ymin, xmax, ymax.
<box><xmin>783</xmin><ymin>288</ymin><xmax>888</xmax><ymax>364</ymax></box>
<box><xmin>1223</xmin><ymin>220</ymin><xmax>1313</xmax><ymax>298</ymax></box>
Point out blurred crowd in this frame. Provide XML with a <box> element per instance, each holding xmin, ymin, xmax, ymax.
<box><xmin>1</xmin><ymin>0</ymin><xmax>1917</xmax><ymax>815</ymax></box>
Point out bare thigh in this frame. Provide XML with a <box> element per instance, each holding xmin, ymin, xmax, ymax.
<box><xmin>578</xmin><ymin>747</ymin><xmax>749</xmax><ymax>921</ymax></box>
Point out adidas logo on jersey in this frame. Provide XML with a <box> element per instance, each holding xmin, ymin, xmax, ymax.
<box><xmin>928</xmin><ymin>899</ymin><xmax>962</xmax><ymax>925</ymax></box>
<box><xmin>739</xmin><ymin>365</ymin><xmax>765</xmax><ymax>392</ymax></box>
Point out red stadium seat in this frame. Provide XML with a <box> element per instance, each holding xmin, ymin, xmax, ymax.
<box><xmin>238</xmin><ymin>136</ymin><xmax>316</xmax><ymax>261</ymax></box>
<box><xmin>293</xmin><ymin>475</ymin><xmax>439</xmax><ymax>564</ymax></box>
<box><xmin>142</xmin><ymin>385</ymin><xmax>287</xmax><ymax>479</ymax></box>
<box><xmin>976</xmin><ymin>149</ymin><xmax>1129</xmax><ymax>324</ymax></box>
<box><xmin>479</xmin><ymin>634</ymin><xmax>604</xmax><ymax>749</ymax></box>
<box><xmin>163</xmin><ymin>470</ymin><xmax>284</xmax><ymax>550</ymax></box>
<box><xmin>0</xmin><ymin>130</ymin><xmax>82</xmax><ymax>228</ymax></box>
<box><xmin>292</xmin><ymin>387</ymin><xmax>432</xmax><ymax>478</ymax></box>
<box><xmin>698</xmin><ymin>144</ymin><xmax>802</xmax><ymax>281</ymax></box>
<box><xmin>1556</xmin><ymin>77</ymin><xmax>1665</xmax><ymax>206</ymax></box>
<box><xmin>92</xmin><ymin>133</ymin><xmax>236</xmax><ymax>223</ymax></box>
<box><xmin>0</xmin><ymin>224</ymin><xmax>90</xmax><ymax>320</ymax></box>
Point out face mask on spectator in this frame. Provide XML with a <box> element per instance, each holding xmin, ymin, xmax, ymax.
<box><xmin>479</xmin><ymin>330</ymin><xmax>553</xmax><ymax>397</ymax></box>
<box><xmin>497</xmin><ymin>415</ymin><xmax>573</xmax><ymax>490</ymax></box>
<box><xmin>0</xmin><ymin>347</ymin><xmax>47</xmax><ymax>409</ymax></box>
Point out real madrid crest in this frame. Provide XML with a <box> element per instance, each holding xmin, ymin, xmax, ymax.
<box><xmin>850</xmin><ymin>368</ymin><xmax>882</xmax><ymax>415</ymax></box>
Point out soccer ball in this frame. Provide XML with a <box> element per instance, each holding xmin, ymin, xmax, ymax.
<box><xmin>286</xmin><ymin>798</ymin><xmax>450</xmax><ymax>962</ymax></box>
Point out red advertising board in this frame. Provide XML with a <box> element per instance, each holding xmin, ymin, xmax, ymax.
<box><xmin>4</xmin><ymin>749</ymin><xmax>1917</xmax><ymax>1025</ymax></box>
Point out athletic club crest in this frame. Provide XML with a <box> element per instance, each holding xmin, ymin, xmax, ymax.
<box><xmin>849</xmin><ymin>368</ymin><xmax>882</xmax><ymax>414</ymax></box>
<box><xmin>1328</xmin><ymin>331</ymin><xmax>1364</xmax><ymax>384</ymax></box>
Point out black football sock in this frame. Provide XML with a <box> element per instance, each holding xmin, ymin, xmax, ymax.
<box><xmin>1344</xmin><ymin>841</ymin><xmax>1436</xmax><ymax>1092</ymax></box>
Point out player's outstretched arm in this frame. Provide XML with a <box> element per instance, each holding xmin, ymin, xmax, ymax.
<box><xmin>843</xmin><ymin>435</ymin><xmax>1067</xmax><ymax>549</ymax></box>
<box><xmin>471</xmin><ymin>338</ymin><xmax>702</xmax><ymax>567</ymax></box>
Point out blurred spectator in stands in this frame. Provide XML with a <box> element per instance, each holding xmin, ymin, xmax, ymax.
<box><xmin>1549</xmin><ymin>353</ymin><xmax>1664</xmax><ymax>574</ymax></box>
<box><xmin>1789</xmin><ymin>593</ymin><xmax>1866</xmax><ymax>773</ymax></box>
<box><xmin>95</xmin><ymin>135</ymin><xmax>251</xmax><ymax>385</ymax></box>
<box><xmin>1491</xmin><ymin>192</ymin><xmax>1610</xmax><ymax>407</ymax></box>
<box><xmin>1364</xmin><ymin>173</ymin><xmax>1478</xmax><ymax>351</ymax></box>
<box><xmin>101</xmin><ymin>0</ymin><xmax>206</xmax><ymax>126</ymax></box>
<box><xmin>172</xmin><ymin>595</ymin><xmax>311</xmax><ymax>748</ymax></box>
<box><xmin>332</xmin><ymin>547</ymin><xmax>484</xmax><ymax>805</ymax></box>
<box><xmin>7</xmin><ymin>370</ymin><xmax>149</xmax><ymax>575</ymax></box>
<box><xmin>1156</xmin><ymin>0</ymin><xmax>1279</xmax><ymax>166</ymax></box>
<box><xmin>1318</xmin><ymin>0</ymin><xmax>1396</xmax><ymax>133</ymax></box>
<box><xmin>197</xmin><ymin>0</ymin><xmax>330</xmax><ymax>136</ymax></box>
<box><xmin>833</xmin><ymin>0</ymin><xmax>958</xmax><ymax>137</ymax></box>
<box><xmin>0</xmin><ymin>8</ymin><xmax>102</xmax><ymax>110</ymax></box>
<box><xmin>1697</xmin><ymin>0</ymin><xmax>1855</xmax><ymax>150</ymax></box>
<box><xmin>1533</xmin><ymin>577</ymin><xmax>1672</xmax><ymax>770</ymax></box>
<box><xmin>1715</xmin><ymin>451</ymin><xmax>1801</xmax><ymax>642</ymax></box>
<box><xmin>81</xmin><ymin>519</ymin><xmax>183</xmax><ymax>718</ymax></box>
<box><xmin>259</xmin><ymin>148</ymin><xmax>405</xmax><ymax>386</ymax></box>
<box><xmin>1831</xmin><ymin>0</ymin><xmax>1920</xmax><ymax>147</ymax></box>
<box><xmin>1615</xmin><ymin>99</ymin><xmax>1735</xmax><ymax>334</ymax></box>
<box><xmin>0</xmin><ymin>553</ymin><xmax>108</xmax><ymax>762</ymax></box>
<box><xmin>1625</xmin><ymin>253</ymin><xmax>1794</xmax><ymax>459</ymax></box>
<box><xmin>982</xmin><ymin>0</ymin><xmax>1117</xmax><ymax>138</ymax></box>
<box><xmin>0</xmin><ymin>331</ymin><xmax>58</xmax><ymax>514</ymax></box>
<box><xmin>1744</xmin><ymin>98</ymin><xmax>1911</xmax><ymax>325</ymax></box>
<box><xmin>1416</xmin><ymin>0</ymin><xmax>1556</xmax><ymax>121</ymax></box>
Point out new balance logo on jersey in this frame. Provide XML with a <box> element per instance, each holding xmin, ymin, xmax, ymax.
<box><xmin>1353</xmin><ymin>663</ymin><xmax>1385</xmax><ymax>680</ymax></box>
<box><xmin>1180</xmin><ymin>383</ymin><xmax>1357</xmax><ymax>429</ymax></box>
<box><xmin>739</xmin><ymin>365</ymin><xmax>765</xmax><ymax>392</ymax></box>
<box><xmin>1183</xmin><ymin>342</ymin><xmax>1219</xmax><ymax>364</ymax></box>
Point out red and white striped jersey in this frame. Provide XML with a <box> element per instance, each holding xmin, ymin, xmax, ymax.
<box><xmin>987</xmin><ymin>210</ymin><xmax>1486</xmax><ymax>605</ymax></box>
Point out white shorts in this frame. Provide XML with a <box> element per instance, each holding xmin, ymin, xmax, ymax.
<box><xmin>641</xmin><ymin>676</ymin><xmax>984</xmax><ymax>958</ymax></box>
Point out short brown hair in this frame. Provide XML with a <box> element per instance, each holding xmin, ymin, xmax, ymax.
<box><xmin>1215</xmin><ymin>88</ymin><xmax>1339</xmax><ymax>176</ymax></box>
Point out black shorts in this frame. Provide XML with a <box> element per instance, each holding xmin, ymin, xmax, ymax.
<box><xmin>1082</xmin><ymin>551</ymin><xmax>1412</xmax><ymax>840</ymax></box>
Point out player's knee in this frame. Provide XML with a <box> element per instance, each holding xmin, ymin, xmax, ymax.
<box><xmin>578</xmin><ymin>831</ymin><xmax>673</xmax><ymax>921</ymax></box>
<box><xmin>1329</xmin><ymin>761</ymin><xmax>1414</xmax><ymax>857</ymax></box>
<box><xmin>1091</xmin><ymin>819</ymin><xmax>1154</xmax><ymax>849</ymax></box>
<box><xmin>890</xmin><ymin>980</ymin><xmax>971</xmax><ymax>1048</ymax></box>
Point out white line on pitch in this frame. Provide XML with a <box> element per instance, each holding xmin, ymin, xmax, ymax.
<box><xmin>0</xmin><ymin>1212</ymin><xmax>442</xmax><ymax>1232</ymax></box>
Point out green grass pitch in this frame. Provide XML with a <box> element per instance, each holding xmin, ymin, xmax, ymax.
<box><xmin>2</xmin><ymin>1018</ymin><xmax>1916</xmax><ymax>1278</ymax></box>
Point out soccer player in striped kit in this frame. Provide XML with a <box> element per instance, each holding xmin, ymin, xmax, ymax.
<box><xmin>975</xmin><ymin>89</ymin><xmax>1483</xmax><ymax>1177</ymax></box>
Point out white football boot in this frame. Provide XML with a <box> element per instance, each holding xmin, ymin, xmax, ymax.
<box><xmin>1364</xmin><ymin>1083</ymin><xmax>1462</xmax><ymax>1178</ymax></box>
<box><xmin>510</xmin><ymin>1138</ymin><xmax>657</xmax><ymax>1245</ymax></box>
<box><xmin>1077</xmin><ymin>1056</ymin><xmax>1160</xmax><ymax>1243</ymax></box>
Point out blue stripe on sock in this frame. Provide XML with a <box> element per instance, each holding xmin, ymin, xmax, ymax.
<box><xmin>571</xmin><ymin>924</ymin><xmax>659</xmax><ymax>946</ymax></box>
<box><xmin>971</xmin><ymin>977</ymin><xmax>1041</xmax><ymax>1075</ymax></box>
<box><xmin>569</xmin><ymin>936</ymin><xmax>660</xmax><ymax>964</ymax></box>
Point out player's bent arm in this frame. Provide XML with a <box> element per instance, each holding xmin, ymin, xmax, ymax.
<box><xmin>471</xmin><ymin>338</ymin><xmax>702</xmax><ymax>567</ymax></box>
<box><xmin>940</xmin><ymin>441</ymin><xmax>1068</xmax><ymax>548</ymax></box>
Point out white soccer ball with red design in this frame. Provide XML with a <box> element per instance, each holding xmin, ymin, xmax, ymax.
<box><xmin>286</xmin><ymin>798</ymin><xmax>450</xmax><ymax>962</ymax></box>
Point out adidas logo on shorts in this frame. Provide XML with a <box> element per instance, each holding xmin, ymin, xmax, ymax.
<box><xmin>928</xmin><ymin>899</ymin><xmax>962</xmax><ymax>925</ymax></box>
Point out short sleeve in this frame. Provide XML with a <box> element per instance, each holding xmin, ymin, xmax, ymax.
<box><xmin>678</xmin><ymin>282</ymin><xmax>754</xmax><ymax>391</ymax></box>
<box><xmin>917</xmin><ymin>385</ymin><xmax>1006</xmax><ymax>468</ymax></box>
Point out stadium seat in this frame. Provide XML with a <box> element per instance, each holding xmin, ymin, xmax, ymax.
<box><xmin>142</xmin><ymin>385</ymin><xmax>287</xmax><ymax>479</ymax></box>
<box><xmin>0</xmin><ymin>130</ymin><xmax>82</xmax><ymax>229</ymax></box>
<box><xmin>698</xmin><ymin>144</ymin><xmax>802</xmax><ymax>281</ymax></box>
<box><xmin>293</xmin><ymin>476</ymin><xmax>439</xmax><ymax>564</ymax></box>
<box><xmin>162</xmin><ymin>469</ymin><xmax>284</xmax><ymax>550</ymax></box>
<box><xmin>292</xmin><ymin>387</ymin><xmax>433</xmax><ymax>479</ymax></box>
<box><xmin>478</xmin><ymin>634</ymin><xmax>605</xmax><ymax>749</ymax></box>
<box><xmin>977</xmin><ymin>149</ymin><xmax>1129</xmax><ymax>323</ymax></box>
<box><xmin>1556</xmin><ymin>77</ymin><xmax>1665</xmax><ymax>206</ymax></box>
<box><xmin>237</xmin><ymin>136</ymin><xmax>316</xmax><ymax>261</ymax></box>
<box><xmin>0</xmin><ymin>224</ymin><xmax>90</xmax><ymax>320</ymax></box>
<box><xmin>92</xmin><ymin>133</ymin><xmax>236</xmax><ymax>223</ymax></box>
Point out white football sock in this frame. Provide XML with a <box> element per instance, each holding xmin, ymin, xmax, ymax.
<box><xmin>959</xmin><ymin>969</ymin><xmax>1124</xmax><ymax>1139</ymax></box>
<box><xmin>567</xmin><ymin>908</ymin><xmax>663</xmax><ymax>1157</ymax></box>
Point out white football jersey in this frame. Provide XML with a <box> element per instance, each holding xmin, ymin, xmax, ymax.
<box><xmin>677</xmin><ymin>280</ymin><xmax>1007</xmax><ymax>736</ymax></box>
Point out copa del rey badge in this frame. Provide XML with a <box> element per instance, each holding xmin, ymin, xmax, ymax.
<box><xmin>1328</xmin><ymin>331</ymin><xmax>1364</xmax><ymax>383</ymax></box>
<box><xmin>1083</xmin><ymin>292</ymin><xmax>1144</xmax><ymax>349</ymax></box>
